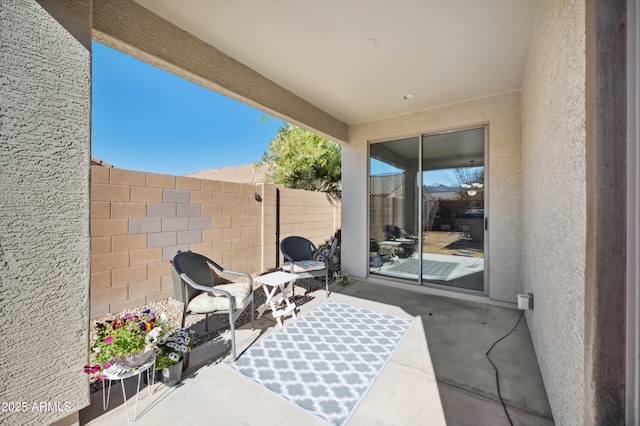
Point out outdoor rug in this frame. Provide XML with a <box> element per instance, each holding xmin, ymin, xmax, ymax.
<box><xmin>388</xmin><ymin>258</ymin><xmax>458</xmax><ymax>280</ymax></box>
<box><xmin>225</xmin><ymin>300</ymin><xmax>413</xmax><ymax>425</ymax></box>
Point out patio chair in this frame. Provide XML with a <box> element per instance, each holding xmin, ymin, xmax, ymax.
<box><xmin>171</xmin><ymin>251</ymin><xmax>254</xmax><ymax>362</ymax></box>
<box><xmin>280</xmin><ymin>236</ymin><xmax>335</xmax><ymax>297</ymax></box>
<box><xmin>383</xmin><ymin>224</ymin><xmax>418</xmax><ymax>258</ymax></box>
<box><xmin>317</xmin><ymin>235</ymin><xmax>340</xmax><ymax>274</ymax></box>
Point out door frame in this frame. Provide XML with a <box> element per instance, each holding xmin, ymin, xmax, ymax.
<box><xmin>627</xmin><ymin>0</ymin><xmax>639</xmax><ymax>422</ymax></box>
<box><xmin>366</xmin><ymin>123</ymin><xmax>489</xmax><ymax>296</ymax></box>
<box><xmin>419</xmin><ymin>125</ymin><xmax>489</xmax><ymax>296</ymax></box>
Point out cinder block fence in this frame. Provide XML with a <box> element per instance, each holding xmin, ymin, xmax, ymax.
<box><xmin>90</xmin><ymin>166</ymin><xmax>341</xmax><ymax>318</ymax></box>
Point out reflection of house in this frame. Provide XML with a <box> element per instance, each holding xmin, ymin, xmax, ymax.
<box><xmin>90</xmin><ymin>156</ymin><xmax>113</xmax><ymax>167</ymax></box>
<box><xmin>432</xmin><ymin>199</ymin><xmax>484</xmax><ymax>241</ymax></box>
<box><xmin>186</xmin><ymin>163</ymin><xmax>271</xmax><ymax>184</ymax></box>
<box><xmin>422</xmin><ymin>187</ymin><xmax>463</xmax><ymax>233</ymax></box>
<box><xmin>2</xmin><ymin>2</ymin><xmax>636</xmax><ymax>425</ymax></box>
<box><xmin>423</xmin><ymin>187</ymin><xmax>482</xmax><ymax>231</ymax></box>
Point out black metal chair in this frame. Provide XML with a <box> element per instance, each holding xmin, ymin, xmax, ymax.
<box><xmin>171</xmin><ymin>251</ymin><xmax>254</xmax><ymax>362</ymax></box>
<box><xmin>383</xmin><ymin>224</ymin><xmax>417</xmax><ymax>258</ymax></box>
<box><xmin>280</xmin><ymin>236</ymin><xmax>334</xmax><ymax>296</ymax></box>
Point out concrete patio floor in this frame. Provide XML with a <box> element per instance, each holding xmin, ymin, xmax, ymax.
<box><xmin>80</xmin><ymin>280</ymin><xmax>554</xmax><ymax>426</ymax></box>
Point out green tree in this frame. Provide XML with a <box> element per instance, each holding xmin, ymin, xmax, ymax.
<box><xmin>259</xmin><ymin>124</ymin><xmax>341</xmax><ymax>193</ymax></box>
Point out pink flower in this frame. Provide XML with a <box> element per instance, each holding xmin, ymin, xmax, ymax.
<box><xmin>104</xmin><ymin>336</ymin><xmax>113</xmax><ymax>344</ymax></box>
<box><xmin>83</xmin><ymin>364</ymin><xmax>101</xmax><ymax>375</ymax></box>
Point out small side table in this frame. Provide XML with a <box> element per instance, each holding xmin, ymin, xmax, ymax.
<box><xmin>102</xmin><ymin>356</ymin><xmax>156</xmax><ymax>423</ymax></box>
<box><xmin>255</xmin><ymin>271</ymin><xmax>299</xmax><ymax>326</ymax></box>
<box><xmin>380</xmin><ymin>240</ymin><xmax>402</xmax><ymax>264</ymax></box>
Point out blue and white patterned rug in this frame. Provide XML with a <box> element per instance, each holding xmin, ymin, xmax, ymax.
<box><xmin>388</xmin><ymin>258</ymin><xmax>458</xmax><ymax>280</ymax></box>
<box><xmin>226</xmin><ymin>300</ymin><xmax>413</xmax><ymax>425</ymax></box>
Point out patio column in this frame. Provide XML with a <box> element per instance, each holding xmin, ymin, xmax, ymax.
<box><xmin>0</xmin><ymin>1</ymin><xmax>91</xmax><ymax>425</ymax></box>
<box><xmin>584</xmin><ymin>0</ymin><xmax>627</xmax><ymax>423</ymax></box>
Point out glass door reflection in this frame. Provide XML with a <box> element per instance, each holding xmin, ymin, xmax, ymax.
<box><xmin>369</xmin><ymin>137</ymin><xmax>420</xmax><ymax>283</ymax></box>
<box><xmin>368</xmin><ymin>128</ymin><xmax>486</xmax><ymax>294</ymax></box>
<box><xmin>420</xmin><ymin>128</ymin><xmax>485</xmax><ymax>292</ymax></box>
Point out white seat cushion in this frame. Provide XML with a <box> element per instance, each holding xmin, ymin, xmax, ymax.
<box><xmin>282</xmin><ymin>260</ymin><xmax>326</xmax><ymax>273</ymax></box>
<box><xmin>187</xmin><ymin>281</ymin><xmax>251</xmax><ymax>313</ymax></box>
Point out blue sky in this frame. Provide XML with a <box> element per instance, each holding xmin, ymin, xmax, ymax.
<box><xmin>370</xmin><ymin>159</ymin><xmax>465</xmax><ymax>188</ymax></box>
<box><xmin>92</xmin><ymin>41</ymin><xmax>464</xmax><ymax>186</ymax></box>
<box><xmin>91</xmin><ymin>42</ymin><xmax>285</xmax><ymax>176</ymax></box>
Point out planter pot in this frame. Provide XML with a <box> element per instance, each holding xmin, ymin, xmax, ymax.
<box><xmin>160</xmin><ymin>360</ymin><xmax>183</xmax><ymax>387</ymax></box>
<box><xmin>182</xmin><ymin>351</ymin><xmax>190</xmax><ymax>372</ymax></box>
<box><xmin>112</xmin><ymin>349</ymin><xmax>154</xmax><ymax>369</ymax></box>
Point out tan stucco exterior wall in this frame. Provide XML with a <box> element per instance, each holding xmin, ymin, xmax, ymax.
<box><xmin>0</xmin><ymin>1</ymin><xmax>92</xmax><ymax>424</ymax></box>
<box><xmin>90</xmin><ymin>166</ymin><xmax>340</xmax><ymax>317</ymax></box>
<box><xmin>343</xmin><ymin>92</ymin><xmax>522</xmax><ymax>303</ymax></box>
<box><xmin>521</xmin><ymin>0</ymin><xmax>586</xmax><ymax>424</ymax></box>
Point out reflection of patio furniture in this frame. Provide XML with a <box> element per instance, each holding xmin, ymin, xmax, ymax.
<box><xmin>383</xmin><ymin>225</ymin><xmax>418</xmax><ymax>258</ymax></box>
<box><xmin>370</xmin><ymin>239</ymin><xmax>383</xmax><ymax>267</ymax></box>
<box><xmin>384</xmin><ymin>224</ymin><xmax>418</xmax><ymax>240</ymax></box>
<box><xmin>255</xmin><ymin>271</ymin><xmax>298</xmax><ymax>327</ymax></box>
<box><xmin>280</xmin><ymin>236</ymin><xmax>331</xmax><ymax>296</ymax></box>
<box><xmin>380</xmin><ymin>240</ymin><xmax>402</xmax><ymax>264</ymax></box>
<box><xmin>317</xmin><ymin>235</ymin><xmax>340</xmax><ymax>274</ymax></box>
<box><xmin>171</xmin><ymin>251</ymin><xmax>255</xmax><ymax>362</ymax></box>
<box><xmin>458</xmin><ymin>224</ymin><xmax>471</xmax><ymax>240</ymax></box>
<box><xmin>464</xmin><ymin>208</ymin><xmax>484</xmax><ymax>217</ymax></box>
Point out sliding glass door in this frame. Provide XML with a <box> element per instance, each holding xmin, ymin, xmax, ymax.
<box><xmin>369</xmin><ymin>128</ymin><xmax>486</xmax><ymax>294</ymax></box>
<box><xmin>369</xmin><ymin>137</ymin><xmax>420</xmax><ymax>283</ymax></box>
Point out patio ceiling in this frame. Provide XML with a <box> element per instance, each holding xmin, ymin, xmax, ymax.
<box><xmin>133</xmin><ymin>0</ymin><xmax>541</xmax><ymax>126</ymax></box>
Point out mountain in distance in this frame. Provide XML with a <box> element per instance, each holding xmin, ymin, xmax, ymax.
<box><xmin>424</xmin><ymin>183</ymin><xmax>457</xmax><ymax>192</ymax></box>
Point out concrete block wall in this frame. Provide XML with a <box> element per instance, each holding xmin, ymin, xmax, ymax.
<box><xmin>369</xmin><ymin>195</ymin><xmax>404</xmax><ymax>244</ymax></box>
<box><xmin>90</xmin><ymin>166</ymin><xmax>341</xmax><ymax>318</ymax></box>
<box><xmin>279</xmin><ymin>187</ymin><xmax>341</xmax><ymax>244</ymax></box>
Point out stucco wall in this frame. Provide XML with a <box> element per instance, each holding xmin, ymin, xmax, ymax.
<box><xmin>90</xmin><ymin>166</ymin><xmax>340</xmax><ymax>318</ymax></box>
<box><xmin>0</xmin><ymin>1</ymin><xmax>91</xmax><ymax>424</ymax></box>
<box><xmin>521</xmin><ymin>0</ymin><xmax>586</xmax><ymax>424</ymax></box>
<box><xmin>343</xmin><ymin>92</ymin><xmax>522</xmax><ymax>303</ymax></box>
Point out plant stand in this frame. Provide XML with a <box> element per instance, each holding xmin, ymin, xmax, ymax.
<box><xmin>102</xmin><ymin>357</ymin><xmax>156</xmax><ymax>423</ymax></box>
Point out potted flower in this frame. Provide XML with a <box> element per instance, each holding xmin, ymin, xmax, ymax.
<box><xmin>155</xmin><ymin>328</ymin><xmax>195</xmax><ymax>386</ymax></box>
<box><xmin>84</xmin><ymin>309</ymin><xmax>167</xmax><ymax>382</ymax></box>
